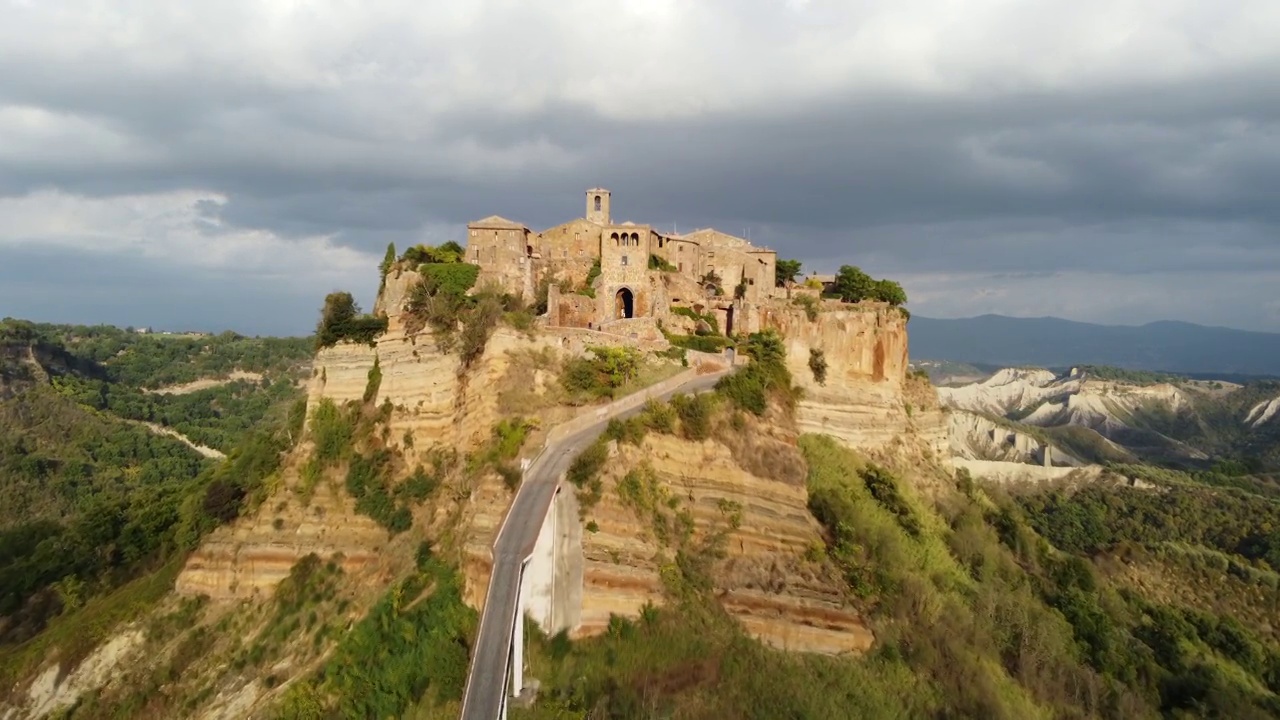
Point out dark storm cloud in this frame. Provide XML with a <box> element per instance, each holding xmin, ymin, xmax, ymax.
<box><xmin>2</xmin><ymin>1</ymin><xmax>1279</xmax><ymax>332</ymax></box>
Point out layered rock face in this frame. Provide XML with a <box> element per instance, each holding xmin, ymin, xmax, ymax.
<box><xmin>579</xmin><ymin>433</ymin><xmax>874</xmax><ymax>655</ymax></box>
<box><xmin>179</xmin><ymin>270</ymin><xmax>571</xmax><ymax>600</ymax></box>
<box><xmin>762</xmin><ymin>301</ymin><xmax>947</xmax><ymax>460</ymax></box>
<box><xmin>175</xmin><ymin>480</ymin><xmax>389</xmax><ymax>600</ymax></box>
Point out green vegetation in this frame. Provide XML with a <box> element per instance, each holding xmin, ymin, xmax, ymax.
<box><xmin>401</xmin><ymin>250</ymin><xmax>507</xmax><ymax>368</ymax></box>
<box><xmin>0</xmin><ymin>321</ymin><xmax>308</xmax><ymax>647</ymax></box>
<box><xmin>578</xmin><ymin>259</ymin><xmax>602</xmax><ymax>298</ymax></box>
<box><xmin>648</xmin><ymin>254</ymin><xmax>677</xmax><ymax>272</ymax></box>
<box><xmin>830</xmin><ymin>265</ymin><xmax>908</xmax><ymax>306</ymax></box>
<box><xmin>400</xmin><ymin>240</ymin><xmax>465</xmax><ymax>266</ymax></box>
<box><xmin>561</xmin><ymin>346</ymin><xmax>643</xmax><ymax>401</ymax></box>
<box><xmin>715</xmin><ymin>330</ymin><xmax>796</xmax><ymax>416</ymax></box>
<box><xmin>566</xmin><ymin>436</ymin><xmax>613</xmax><ymax>512</ymax></box>
<box><xmin>1015</xmin><ymin>476</ymin><xmax>1280</xmax><ymax>571</ymax></box>
<box><xmin>1080</xmin><ymin>365</ymin><xmax>1185</xmax><ymax>386</ymax></box>
<box><xmin>315</xmin><ymin>292</ymin><xmax>387</xmax><ymax>349</ymax></box>
<box><xmin>664</xmin><ymin>332</ymin><xmax>731</xmax><ymax>354</ymax></box>
<box><xmin>776</xmin><ymin>258</ymin><xmax>803</xmax><ymax>287</ymax></box>
<box><xmin>379</xmin><ymin>242</ymin><xmax>397</xmax><ymax>291</ymax></box>
<box><xmin>523</xmin><ymin>429</ymin><xmax>1280</xmax><ymax>719</ymax></box>
<box><xmin>808</xmin><ymin>347</ymin><xmax>828</xmax><ymax>385</ymax></box>
<box><xmin>670</xmin><ymin>306</ymin><xmax>719</xmax><ymax>334</ymax></box>
<box><xmin>793</xmin><ymin>293</ymin><xmax>820</xmax><ymax>321</ymax></box>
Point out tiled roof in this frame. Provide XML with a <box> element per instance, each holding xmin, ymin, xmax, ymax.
<box><xmin>468</xmin><ymin>215</ymin><xmax>527</xmax><ymax>230</ymax></box>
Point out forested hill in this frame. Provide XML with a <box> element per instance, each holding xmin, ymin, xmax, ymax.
<box><xmin>911</xmin><ymin>315</ymin><xmax>1280</xmax><ymax>377</ymax></box>
<box><xmin>0</xmin><ymin>318</ymin><xmax>312</xmax><ymax>646</ymax></box>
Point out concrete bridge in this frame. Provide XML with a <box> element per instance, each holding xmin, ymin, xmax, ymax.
<box><xmin>458</xmin><ymin>366</ymin><xmax>730</xmax><ymax>720</ymax></box>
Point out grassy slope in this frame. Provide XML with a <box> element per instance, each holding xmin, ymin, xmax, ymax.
<box><xmin>511</xmin><ymin>433</ymin><xmax>1280</xmax><ymax>719</ymax></box>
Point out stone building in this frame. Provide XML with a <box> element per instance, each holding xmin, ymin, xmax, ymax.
<box><xmin>465</xmin><ymin>189</ymin><xmax>782</xmax><ymax>338</ymax></box>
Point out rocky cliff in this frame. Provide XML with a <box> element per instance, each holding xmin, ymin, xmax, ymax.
<box><xmin>579</xmin><ymin>431</ymin><xmax>874</xmax><ymax>655</ymax></box>
<box><xmin>762</xmin><ymin>300</ymin><xmax>948</xmax><ymax>463</ymax></box>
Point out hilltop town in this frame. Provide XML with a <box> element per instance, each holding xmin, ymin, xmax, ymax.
<box><xmin>465</xmin><ymin>188</ymin><xmax>833</xmax><ymax>342</ymax></box>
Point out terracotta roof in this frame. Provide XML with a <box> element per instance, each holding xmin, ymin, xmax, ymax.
<box><xmin>468</xmin><ymin>215</ymin><xmax>527</xmax><ymax>230</ymax></box>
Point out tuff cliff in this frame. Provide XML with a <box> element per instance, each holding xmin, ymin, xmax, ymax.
<box><xmin>579</xmin><ymin>430</ymin><xmax>874</xmax><ymax>655</ymax></box>
<box><xmin>763</xmin><ymin>300</ymin><xmax>948</xmax><ymax>466</ymax></box>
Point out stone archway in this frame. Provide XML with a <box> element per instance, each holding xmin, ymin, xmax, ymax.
<box><xmin>615</xmin><ymin>287</ymin><xmax>634</xmax><ymax>319</ymax></box>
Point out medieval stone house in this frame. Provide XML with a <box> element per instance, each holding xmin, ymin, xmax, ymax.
<box><xmin>464</xmin><ymin>189</ymin><xmax>781</xmax><ymax>339</ymax></box>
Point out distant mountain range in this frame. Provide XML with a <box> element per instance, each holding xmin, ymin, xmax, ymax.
<box><xmin>910</xmin><ymin>315</ymin><xmax>1280</xmax><ymax>378</ymax></box>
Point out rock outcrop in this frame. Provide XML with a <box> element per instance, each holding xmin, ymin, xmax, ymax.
<box><xmin>579</xmin><ymin>433</ymin><xmax>874</xmax><ymax>655</ymax></box>
<box><xmin>763</xmin><ymin>300</ymin><xmax>946</xmax><ymax>460</ymax></box>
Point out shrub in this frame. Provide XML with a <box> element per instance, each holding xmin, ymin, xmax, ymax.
<box><xmin>671</xmin><ymin>392</ymin><xmax>715</xmax><ymax>441</ymax></box>
<box><xmin>362</xmin><ymin>356</ymin><xmax>382</xmax><ymax>404</ymax></box>
<box><xmin>578</xmin><ymin>259</ymin><xmax>602</xmax><ymax>298</ymax></box>
<box><xmin>793</xmin><ymin>294</ymin><xmax>819</xmax><ymax>321</ymax></box>
<box><xmin>671</xmin><ymin>306</ymin><xmax>719</xmax><ymax>334</ymax></box>
<box><xmin>418</xmin><ymin>262</ymin><xmax>480</xmax><ymax>297</ymax></box>
<box><xmin>649</xmin><ymin>254</ymin><xmax>676</xmax><ymax>272</ymax></box>
<box><xmin>561</xmin><ymin>346</ymin><xmax>643</xmax><ymax>399</ymax></box>
<box><xmin>315</xmin><ymin>292</ymin><xmax>388</xmax><ymax>349</ymax></box>
<box><xmin>716</xmin><ymin>330</ymin><xmax>795</xmax><ymax>416</ymax></box>
<box><xmin>458</xmin><ymin>294</ymin><xmax>501</xmax><ymax>368</ymax></box>
<box><xmin>567</xmin><ymin>440</ymin><xmax>609</xmax><ymax>489</ymax></box>
<box><xmin>808</xmin><ymin>348</ymin><xmax>828</xmax><ymax>385</ymax></box>
<box><xmin>309</xmin><ymin>399</ymin><xmax>354</xmax><ymax>465</ymax></box>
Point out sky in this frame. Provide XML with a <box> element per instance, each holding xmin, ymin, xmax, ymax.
<box><xmin>2</xmin><ymin>0</ymin><xmax>1279</xmax><ymax>336</ymax></box>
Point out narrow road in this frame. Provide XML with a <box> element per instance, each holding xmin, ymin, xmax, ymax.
<box><xmin>459</xmin><ymin>369</ymin><xmax>728</xmax><ymax>720</ymax></box>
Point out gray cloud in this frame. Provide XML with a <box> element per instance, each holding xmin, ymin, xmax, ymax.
<box><xmin>1</xmin><ymin>0</ymin><xmax>1279</xmax><ymax>334</ymax></box>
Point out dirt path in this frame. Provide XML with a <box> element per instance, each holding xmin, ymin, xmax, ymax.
<box><xmin>136</xmin><ymin>421</ymin><xmax>226</xmax><ymax>460</ymax></box>
<box><xmin>145</xmin><ymin>371</ymin><xmax>263</xmax><ymax>395</ymax></box>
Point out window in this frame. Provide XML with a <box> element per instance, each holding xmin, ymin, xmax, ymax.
<box><xmin>678</xmin><ymin>263</ymin><xmax>684</xmax><ymax>272</ymax></box>
<box><xmin>594</xmin><ymin>195</ymin><xmax>602</xmax><ymax>212</ymax></box>
<box><xmin>748</xmin><ymin>279</ymin><xmax>754</xmax><ymax>285</ymax></box>
<box><xmin>621</xmin><ymin>255</ymin><xmax>628</xmax><ymax>266</ymax></box>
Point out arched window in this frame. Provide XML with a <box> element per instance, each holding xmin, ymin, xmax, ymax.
<box><xmin>594</xmin><ymin>195</ymin><xmax>602</xmax><ymax>212</ymax></box>
<box><xmin>611</xmin><ymin>232</ymin><xmax>619</xmax><ymax>245</ymax></box>
<box><xmin>658</xmin><ymin>238</ymin><xmax>664</xmax><ymax>249</ymax></box>
<box><xmin>630</xmin><ymin>233</ymin><xmax>639</xmax><ymax>245</ymax></box>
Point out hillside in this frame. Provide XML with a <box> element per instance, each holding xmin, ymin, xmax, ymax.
<box><xmin>0</xmin><ymin>319</ymin><xmax>312</xmax><ymax>649</ymax></box>
<box><xmin>937</xmin><ymin>366</ymin><xmax>1280</xmax><ymax>473</ymax></box>
<box><xmin>3</xmin><ymin>254</ymin><xmax>1280</xmax><ymax>719</ymax></box>
<box><xmin>911</xmin><ymin>315</ymin><xmax>1280</xmax><ymax>377</ymax></box>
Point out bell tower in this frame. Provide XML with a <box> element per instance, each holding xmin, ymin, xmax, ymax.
<box><xmin>586</xmin><ymin>188</ymin><xmax>611</xmax><ymax>224</ymax></box>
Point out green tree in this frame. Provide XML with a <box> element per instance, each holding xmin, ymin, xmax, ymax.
<box><xmin>872</xmin><ymin>278</ymin><xmax>908</xmax><ymax>306</ymax></box>
<box><xmin>832</xmin><ymin>265</ymin><xmax>876</xmax><ymax>303</ymax></box>
<box><xmin>776</xmin><ymin>259</ymin><xmax>803</xmax><ymax>287</ymax></box>
<box><xmin>379</xmin><ymin>242</ymin><xmax>397</xmax><ymax>285</ymax></box>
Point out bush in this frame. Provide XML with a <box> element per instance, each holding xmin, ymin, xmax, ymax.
<box><xmin>561</xmin><ymin>346</ymin><xmax>643</xmax><ymax>399</ymax></box>
<box><xmin>362</xmin><ymin>356</ymin><xmax>382</xmax><ymax>404</ymax></box>
<box><xmin>671</xmin><ymin>393</ymin><xmax>715</xmax><ymax>441</ymax></box>
<box><xmin>315</xmin><ymin>292</ymin><xmax>387</xmax><ymax>349</ymax></box>
<box><xmin>808</xmin><ymin>348</ymin><xmax>828</xmax><ymax>385</ymax></box>
<box><xmin>716</xmin><ymin>330</ymin><xmax>795</xmax><ymax>416</ymax></box>
<box><xmin>793</xmin><ymin>294</ymin><xmax>819</xmax><ymax>321</ymax></box>
<box><xmin>309</xmin><ymin>399</ymin><xmax>354</xmax><ymax>465</ymax></box>
<box><xmin>458</xmin><ymin>294</ymin><xmax>501</xmax><ymax>368</ymax></box>
<box><xmin>418</xmin><ymin>262</ymin><xmax>480</xmax><ymax>297</ymax></box>
<box><xmin>649</xmin><ymin>254</ymin><xmax>677</xmax><ymax>272</ymax></box>
<box><xmin>670</xmin><ymin>306</ymin><xmax>719</xmax><ymax>334</ymax></box>
<box><xmin>567</xmin><ymin>440</ymin><xmax>609</xmax><ymax>490</ymax></box>
<box><xmin>578</xmin><ymin>259</ymin><xmax>602</xmax><ymax>298</ymax></box>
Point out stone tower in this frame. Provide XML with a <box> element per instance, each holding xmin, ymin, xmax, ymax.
<box><xmin>586</xmin><ymin>188</ymin><xmax>611</xmax><ymax>224</ymax></box>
